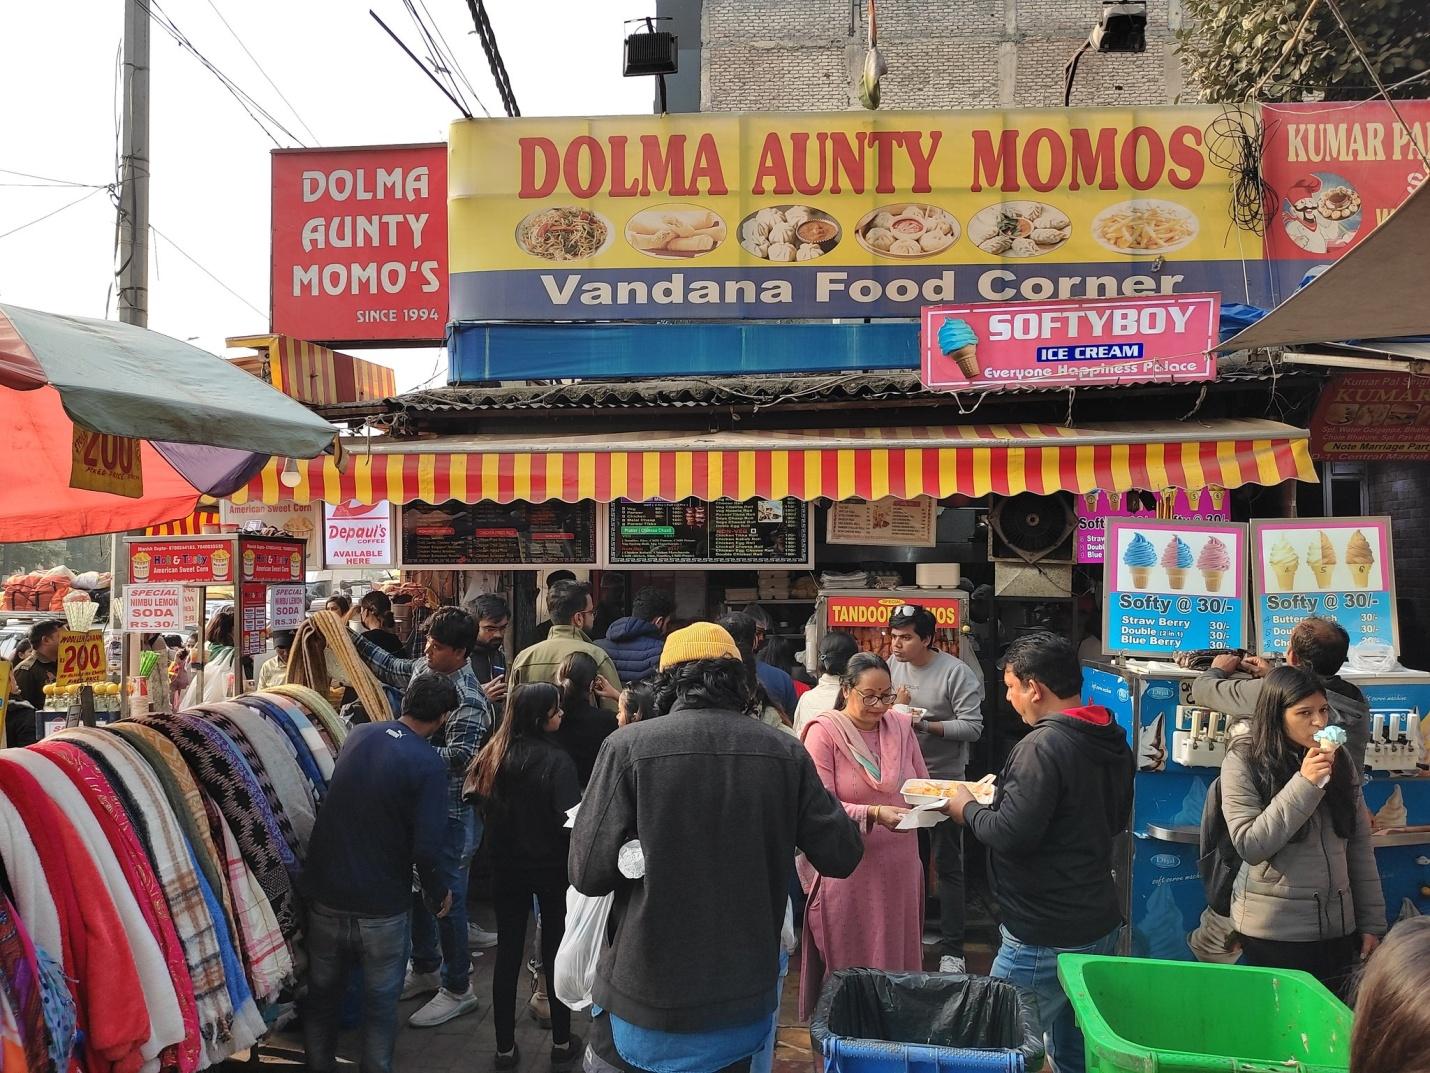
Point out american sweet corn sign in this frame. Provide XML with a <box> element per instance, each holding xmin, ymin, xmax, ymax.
<box><xmin>448</xmin><ymin>107</ymin><xmax>1267</xmax><ymax>321</ymax></box>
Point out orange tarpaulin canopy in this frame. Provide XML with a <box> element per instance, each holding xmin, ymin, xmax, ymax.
<box><xmin>231</xmin><ymin>419</ymin><xmax>1315</xmax><ymax>507</ymax></box>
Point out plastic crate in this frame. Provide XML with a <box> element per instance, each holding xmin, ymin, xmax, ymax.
<box><xmin>809</xmin><ymin>968</ymin><xmax>1044</xmax><ymax>1073</ymax></box>
<box><xmin>1058</xmin><ymin>955</ymin><xmax>1352</xmax><ymax>1072</ymax></box>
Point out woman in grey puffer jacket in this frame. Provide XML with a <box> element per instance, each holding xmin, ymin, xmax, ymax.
<box><xmin>1221</xmin><ymin>666</ymin><xmax>1385</xmax><ymax>998</ymax></box>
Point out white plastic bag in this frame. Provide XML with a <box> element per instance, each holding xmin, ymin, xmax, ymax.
<box><xmin>180</xmin><ymin>647</ymin><xmax>236</xmax><ymax>708</ymax></box>
<box><xmin>552</xmin><ymin>886</ymin><xmax>612</xmax><ymax>1011</ymax></box>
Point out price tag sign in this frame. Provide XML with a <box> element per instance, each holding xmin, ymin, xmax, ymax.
<box><xmin>70</xmin><ymin>428</ymin><xmax>143</xmax><ymax>498</ymax></box>
<box><xmin>1103</xmin><ymin>518</ymin><xmax>1249</xmax><ymax>657</ymax></box>
<box><xmin>269</xmin><ymin>585</ymin><xmax>307</xmax><ymax>630</ymax></box>
<box><xmin>123</xmin><ymin>584</ymin><xmax>185</xmax><ymax>632</ymax></box>
<box><xmin>56</xmin><ymin>630</ymin><xmax>107</xmax><ymax>687</ymax></box>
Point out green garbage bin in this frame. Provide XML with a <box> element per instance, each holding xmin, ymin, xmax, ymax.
<box><xmin>1058</xmin><ymin>955</ymin><xmax>1352</xmax><ymax>1072</ymax></box>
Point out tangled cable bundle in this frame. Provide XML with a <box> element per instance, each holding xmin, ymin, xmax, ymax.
<box><xmin>1205</xmin><ymin>105</ymin><xmax>1272</xmax><ymax>236</ymax></box>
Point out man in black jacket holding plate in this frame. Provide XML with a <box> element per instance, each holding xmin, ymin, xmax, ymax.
<box><xmin>942</xmin><ymin>631</ymin><xmax>1134</xmax><ymax>1073</ymax></box>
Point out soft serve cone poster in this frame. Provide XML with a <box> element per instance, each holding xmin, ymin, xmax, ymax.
<box><xmin>1104</xmin><ymin>518</ymin><xmax>1248</xmax><ymax>656</ymax></box>
<box><xmin>1251</xmin><ymin>517</ymin><xmax>1397</xmax><ymax>656</ymax></box>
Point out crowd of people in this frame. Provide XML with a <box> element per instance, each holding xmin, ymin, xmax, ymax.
<box><xmin>3</xmin><ymin>582</ymin><xmax>1424</xmax><ymax>1073</ymax></box>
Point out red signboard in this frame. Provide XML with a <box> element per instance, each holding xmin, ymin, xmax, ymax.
<box><xmin>921</xmin><ymin>295</ymin><xmax>1218</xmax><ymax>393</ymax></box>
<box><xmin>129</xmin><ymin>540</ymin><xmax>233</xmax><ymax>584</ymax></box>
<box><xmin>1310</xmin><ymin>372</ymin><xmax>1430</xmax><ymax>460</ymax></box>
<box><xmin>271</xmin><ymin>143</ymin><xmax>448</xmax><ymax>346</ymax></box>
<box><xmin>826</xmin><ymin>595</ymin><xmax>962</xmax><ymax>632</ymax></box>
<box><xmin>241</xmin><ymin>540</ymin><xmax>307</xmax><ymax>583</ymax></box>
<box><xmin>1261</xmin><ymin>101</ymin><xmax>1430</xmax><ymax>265</ymax></box>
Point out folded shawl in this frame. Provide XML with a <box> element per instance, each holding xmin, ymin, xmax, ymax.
<box><xmin>203</xmin><ymin>703</ymin><xmax>317</xmax><ymax>852</ymax></box>
<box><xmin>0</xmin><ymin>753</ymin><xmax>186</xmax><ymax>1073</ymax></box>
<box><xmin>265</xmin><ymin>684</ymin><xmax>346</xmax><ymax>755</ymax></box>
<box><xmin>58</xmin><ymin>730</ymin><xmax>238</xmax><ymax>1065</ymax></box>
<box><xmin>190</xmin><ymin>708</ymin><xmax>302</xmax><ymax>862</ymax></box>
<box><xmin>238</xmin><ymin>696</ymin><xmax>329</xmax><ymax>793</ymax></box>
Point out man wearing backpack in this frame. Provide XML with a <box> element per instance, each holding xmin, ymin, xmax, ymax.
<box><xmin>1191</xmin><ymin>616</ymin><xmax>1370</xmax><ymax>770</ymax></box>
<box><xmin>941</xmin><ymin>632</ymin><xmax>1133</xmax><ymax>1073</ymax></box>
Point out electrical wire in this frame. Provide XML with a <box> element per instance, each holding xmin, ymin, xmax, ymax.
<box><xmin>202</xmin><ymin>0</ymin><xmax>320</xmax><ymax>145</ymax></box>
<box><xmin>403</xmin><ymin>0</ymin><xmax>471</xmax><ymax>114</ymax></box>
<box><xmin>0</xmin><ymin>187</ymin><xmax>108</xmax><ymax>243</ymax></box>
<box><xmin>465</xmin><ymin>0</ymin><xmax>519</xmax><ymax>117</ymax></box>
<box><xmin>414</xmin><ymin>0</ymin><xmax>490</xmax><ymax>117</ymax></box>
<box><xmin>148</xmin><ymin>224</ymin><xmax>267</xmax><ymax>319</ymax></box>
<box><xmin>0</xmin><ymin>168</ymin><xmax>104</xmax><ymax>188</ymax></box>
<box><xmin>1322</xmin><ymin>0</ymin><xmax>1428</xmax><ymax>166</ymax></box>
<box><xmin>1204</xmin><ymin>105</ymin><xmax>1270</xmax><ymax>236</ymax></box>
<box><xmin>139</xmin><ymin>0</ymin><xmax>307</xmax><ymax>147</ymax></box>
<box><xmin>370</xmin><ymin>10</ymin><xmax>473</xmax><ymax>118</ymax></box>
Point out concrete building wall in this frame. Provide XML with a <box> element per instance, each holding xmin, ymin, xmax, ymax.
<box><xmin>701</xmin><ymin>0</ymin><xmax>1189</xmax><ymax>112</ymax></box>
<box><xmin>1366</xmin><ymin>462</ymin><xmax>1430</xmax><ymax>670</ymax></box>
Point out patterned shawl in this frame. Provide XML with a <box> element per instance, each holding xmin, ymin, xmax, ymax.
<box><xmin>210</xmin><ymin>813</ymin><xmax>292</xmax><ymax>1005</ymax></box>
<box><xmin>236</xmin><ymin>696</ymin><xmax>329</xmax><ymax>795</ymax></box>
<box><xmin>198</xmin><ymin>704</ymin><xmax>315</xmax><ymax>856</ymax></box>
<box><xmin>285</xmin><ymin>611</ymin><xmax>391</xmax><ymax>724</ymax></box>
<box><xmin>57</xmin><ymin>730</ymin><xmax>237</xmax><ymax>1059</ymax></box>
<box><xmin>0</xmin><ymin>893</ymin><xmax>48</xmax><ymax>1073</ymax></box>
<box><xmin>129</xmin><ymin>716</ymin><xmax>301</xmax><ymax>944</ymax></box>
<box><xmin>265</xmin><ymin>684</ymin><xmax>346</xmax><ymax>753</ymax></box>
<box><xmin>189</xmin><ymin>708</ymin><xmax>303</xmax><ymax>861</ymax></box>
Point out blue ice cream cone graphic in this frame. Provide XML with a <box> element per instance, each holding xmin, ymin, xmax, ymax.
<box><xmin>938</xmin><ymin>317</ymin><xmax>981</xmax><ymax>380</ymax></box>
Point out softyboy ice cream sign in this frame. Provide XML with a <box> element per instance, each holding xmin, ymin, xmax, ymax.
<box><xmin>447</xmin><ymin>108</ymin><xmax>1265</xmax><ymax>321</ymax></box>
<box><xmin>920</xmin><ymin>294</ymin><xmax>1217</xmax><ymax>391</ymax></box>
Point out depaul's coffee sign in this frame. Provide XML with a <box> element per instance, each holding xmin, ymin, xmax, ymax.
<box><xmin>447</xmin><ymin>108</ymin><xmax>1266</xmax><ymax>322</ymax></box>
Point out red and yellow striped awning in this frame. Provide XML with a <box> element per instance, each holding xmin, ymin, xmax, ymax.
<box><xmin>144</xmin><ymin>508</ymin><xmax>221</xmax><ymax>536</ymax></box>
<box><xmin>231</xmin><ymin>420</ymin><xmax>1315</xmax><ymax>507</ymax></box>
<box><xmin>227</xmin><ymin>334</ymin><xmax>396</xmax><ymax>407</ymax></box>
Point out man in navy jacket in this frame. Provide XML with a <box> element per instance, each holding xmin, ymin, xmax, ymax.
<box><xmin>597</xmin><ymin>586</ymin><xmax>674</xmax><ymax>684</ymax></box>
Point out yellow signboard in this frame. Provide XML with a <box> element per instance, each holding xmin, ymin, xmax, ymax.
<box><xmin>56</xmin><ymin>630</ymin><xmax>107</xmax><ymax>688</ymax></box>
<box><xmin>71</xmin><ymin>427</ymin><xmax>144</xmax><ymax>498</ymax></box>
<box><xmin>448</xmin><ymin>107</ymin><xmax>1266</xmax><ymax>321</ymax></box>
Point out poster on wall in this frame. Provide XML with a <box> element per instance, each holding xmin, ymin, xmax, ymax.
<box><xmin>1076</xmin><ymin>487</ymin><xmax>1230</xmax><ymax>564</ymax></box>
<box><xmin>240</xmin><ymin>583</ymin><xmax>267</xmax><ymax>657</ymax></box>
<box><xmin>122</xmin><ymin>585</ymin><xmax>185</xmax><ymax>633</ymax></box>
<box><xmin>825</xmin><ymin>594</ymin><xmax>965</xmax><ymax>659</ymax></box>
<box><xmin>324</xmin><ymin>501</ymin><xmax>395</xmax><ymax>568</ymax></box>
<box><xmin>827</xmin><ymin>497</ymin><xmax>936</xmax><ymax>547</ymax></box>
<box><xmin>400</xmin><ymin>501</ymin><xmax>598</xmax><ymax>567</ymax></box>
<box><xmin>608</xmin><ymin>497</ymin><xmax>811</xmax><ymax>567</ymax></box>
<box><xmin>1250</xmin><ymin>517</ymin><xmax>1398</xmax><ymax>656</ymax></box>
<box><xmin>1103</xmin><ymin>518</ymin><xmax>1248</xmax><ymax>656</ymax></box>
<box><xmin>271</xmin><ymin>143</ymin><xmax>448</xmax><ymax>345</ymax></box>
<box><xmin>448</xmin><ymin>107</ymin><xmax>1268</xmax><ymax>326</ymax></box>
<box><xmin>921</xmin><ymin>295</ymin><xmax>1218</xmax><ymax>393</ymax></box>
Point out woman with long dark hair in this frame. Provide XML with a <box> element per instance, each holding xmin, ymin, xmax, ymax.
<box><xmin>796</xmin><ymin>651</ymin><xmax>922</xmax><ymax>1019</ymax></box>
<box><xmin>1351</xmin><ymin>917</ymin><xmax>1430</xmax><ymax>1072</ymax></box>
<box><xmin>1220</xmin><ymin>665</ymin><xmax>1385</xmax><ymax>997</ymax></box>
<box><xmin>465</xmin><ymin>683</ymin><xmax>582</xmax><ymax>1070</ymax></box>
<box><xmin>356</xmin><ymin>591</ymin><xmax>405</xmax><ymax>655</ymax></box>
<box><xmin>551</xmin><ymin>652</ymin><xmax>618</xmax><ymax>788</ymax></box>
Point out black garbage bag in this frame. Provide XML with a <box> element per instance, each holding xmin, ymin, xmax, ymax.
<box><xmin>809</xmin><ymin>968</ymin><xmax>1043</xmax><ymax>1066</ymax></box>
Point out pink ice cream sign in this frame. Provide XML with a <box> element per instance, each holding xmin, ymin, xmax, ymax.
<box><xmin>1077</xmin><ymin>488</ymin><xmax>1231</xmax><ymax>564</ymax></box>
<box><xmin>920</xmin><ymin>294</ymin><xmax>1219</xmax><ymax>393</ymax></box>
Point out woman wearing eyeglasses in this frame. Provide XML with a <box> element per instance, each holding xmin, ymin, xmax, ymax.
<box><xmin>796</xmin><ymin>651</ymin><xmax>926</xmax><ymax>1020</ymax></box>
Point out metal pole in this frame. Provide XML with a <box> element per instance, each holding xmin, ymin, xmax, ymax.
<box><xmin>113</xmin><ymin>0</ymin><xmax>151</xmax><ymax>678</ymax></box>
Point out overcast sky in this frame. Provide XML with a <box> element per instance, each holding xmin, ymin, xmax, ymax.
<box><xmin>0</xmin><ymin>1</ymin><xmax>650</xmax><ymax>391</ymax></box>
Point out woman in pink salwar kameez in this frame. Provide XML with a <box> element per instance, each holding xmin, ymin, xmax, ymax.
<box><xmin>797</xmin><ymin>652</ymin><xmax>927</xmax><ymax>1020</ymax></box>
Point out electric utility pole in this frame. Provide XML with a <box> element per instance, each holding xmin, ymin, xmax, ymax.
<box><xmin>119</xmin><ymin>0</ymin><xmax>150</xmax><ymax>327</ymax></box>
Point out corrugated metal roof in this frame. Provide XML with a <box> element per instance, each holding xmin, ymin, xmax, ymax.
<box><xmin>388</xmin><ymin>357</ymin><xmax>1308</xmax><ymax>415</ymax></box>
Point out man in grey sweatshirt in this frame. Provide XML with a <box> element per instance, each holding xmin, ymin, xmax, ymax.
<box><xmin>888</xmin><ymin>604</ymin><xmax>984</xmax><ymax>973</ymax></box>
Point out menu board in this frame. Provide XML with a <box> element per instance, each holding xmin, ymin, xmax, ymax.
<box><xmin>1103</xmin><ymin>517</ymin><xmax>1249</xmax><ymax>657</ymax></box>
<box><xmin>609</xmin><ymin>497</ymin><xmax>811</xmax><ymax>567</ymax></box>
<box><xmin>1250</xmin><ymin>517</ymin><xmax>1398</xmax><ymax>657</ymax></box>
<box><xmin>400</xmin><ymin>500</ymin><xmax>597</xmax><ymax>567</ymax></box>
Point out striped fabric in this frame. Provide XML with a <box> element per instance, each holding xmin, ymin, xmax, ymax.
<box><xmin>144</xmin><ymin>510</ymin><xmax>220</xmax><ymax>537</ymax></box>
<box><xmin>230</xmin><ymin>422</ymin><xmax>1317</xmax><ymax>506</ymax></box>
<box><xmin>228</xmin><ymin>335</ymin><xmax>396</xmax><ymax>407</ymax></box>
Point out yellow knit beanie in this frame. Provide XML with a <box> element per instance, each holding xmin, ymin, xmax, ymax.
<box><xmin>659</xmin><ymin>622</ymin><xmax>742</xmax><ymax>670</ymax></box>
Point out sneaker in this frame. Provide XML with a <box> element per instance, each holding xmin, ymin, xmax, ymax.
<box><xmin>938</xmin><ymin>955</ymin><xmax>967</xmax><ymax>974</ymax></box>
<box><xmin>468</xmin><ymin>923</ymin><xmax>499</xmax><ymax>949</ymax></box>
<box><xmin>400</xmin><ymin>969</ymin><xmax>442</xmax><ymax>1001</ymax></box>
<box><xmin>493</xmin><ymin>1044</ymin><xmax>521</xmax><ymax>1071</ymax></box>
<box><xmin>409</xmin><ymin>986</ymin><xmax>480</xmax><ymax>1028</ymax></box>
<box><xmin>551</xmin><ymin>1032</ymin><xmax>584</xmax><ymax>1069</ymax></box>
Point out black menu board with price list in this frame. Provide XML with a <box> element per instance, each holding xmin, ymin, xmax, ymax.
<box><xmin>400</xmin><ymin>500</ymin><xmax>597</xmax><ymax>567</ymax></box>
<box><xmin>608</xmin><ymin>496</ymin><xmax>811</xmax><ymax>567</ymax></box>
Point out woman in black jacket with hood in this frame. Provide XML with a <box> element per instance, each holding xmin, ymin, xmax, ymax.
<box><xmin>465</xmin><ymin>682</ymin><xmax>582</xmax><ymax>1069</ymax></box>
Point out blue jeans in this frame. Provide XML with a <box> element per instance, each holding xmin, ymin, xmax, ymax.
<box><xmin>990</xmin><ymin>924</ymin><xmax>1121</xmax><ymax>1073</ymax></box>
<box><xmin>303</xmin><ymin>902</ymin><xmax>410</xmax><ymax>1073</ymax></box>
<box><xmin>412</xmin><ymin>807</ymin><xmax>480</xmax><ymax>993</ymax></box>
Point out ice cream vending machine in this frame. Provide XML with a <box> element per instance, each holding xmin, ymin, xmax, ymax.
<box><xmin>1084</xmin><ymin>658</ymin><xmax>1430</xmax><ymax>962</ymax></box>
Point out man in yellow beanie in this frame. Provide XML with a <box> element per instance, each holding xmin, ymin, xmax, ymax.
<box><xmin>571</xmin><ymin>622</ymin><xmax>862</xmax><ymax>1073</ymax></box>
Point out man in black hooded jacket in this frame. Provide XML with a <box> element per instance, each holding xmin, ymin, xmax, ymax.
<box><xmin>943</xmin><ymin>631</ymin><xmax>1133</xmax><ymax>1073</ymax></box>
